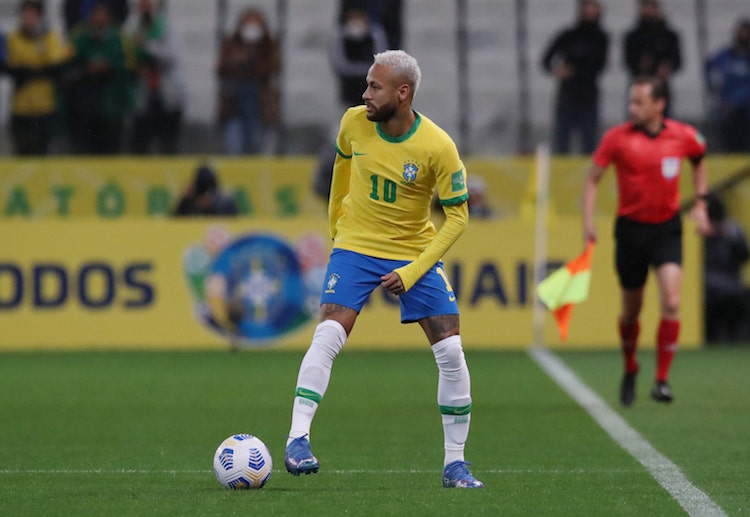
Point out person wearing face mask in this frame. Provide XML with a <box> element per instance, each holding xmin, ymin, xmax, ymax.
<box><xmin>5</xmin><ymin>0</ymin><xmax>70</xmax><ymax>155</ymax></box>
<box><xmin>624</xmin><ymin>0</ymin><xmax>682</xmax><ymax>116</ymax></box>
<box><xmin>339</xmin><ymin>0</ymin><xmax>402</xmax><ymax>49</ymax></box>
<box><xmin>311</xmin><ymin>7</ymin><xmax>387</xmax><ymax>204</ymax></box>
<box><xmin>66</xmin><ymin>1</ymin><xmax>130</xmax><ymax>154</ymax></box>
<box><xmin>331</xmin><ymin>7</ymin><xmax>387</xmax><ymax>109</ymax></box>
<box><xmin>541</xmin><ymin>0</ymin><xmax>609</xmax><ymax>154</ymax></box>
<box><xmin>705</xmin><ymin>19</ymin><xmax>750</xmax><ymax>153</ymax></box>
<box><xmin>128</xmin><ymin>0</ymin><xmax>186</xmax><ymax>154</ymax></box>
<box><xmin>216</xmin><ymin>8</ymin><xmax>281</xmax><ymax>155</ymax></box>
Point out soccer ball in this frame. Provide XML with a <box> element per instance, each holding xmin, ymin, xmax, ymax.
<box><xmin>213</xmin><ymin>434</ymin><xmax>273</xmax><ymax>489</ymax></box>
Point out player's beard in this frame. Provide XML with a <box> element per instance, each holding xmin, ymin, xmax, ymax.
<box><xmin>365</xmin><ymin>101</ymin><xmax>398</xmax><ymax>122</ymax></box>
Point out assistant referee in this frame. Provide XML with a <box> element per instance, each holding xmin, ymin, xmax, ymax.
<box><xmin>582</xmin><ymin>75</ymin><xmax>710</xmax><ymax>407</ymax></box>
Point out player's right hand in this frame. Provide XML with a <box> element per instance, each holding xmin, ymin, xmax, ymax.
<box><xmin>380</xmin><ymin>271</ymin><xmax>405</xmax><ymax>296</ymax></box>
<box><xmin>690</xmin><ymin>201</ymin><xmax>711</xmax><ymax>236</ymax></box>
<box><xmin>583</xmin><ymin>222</ymin><xmax>597</xmax><ymax>244</ymax></box>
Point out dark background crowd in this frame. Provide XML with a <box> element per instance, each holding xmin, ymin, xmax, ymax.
<box><xmin>0</xmin><ymin>0</ymin><xmax>404</xmax><ymax>156</ymax></box>
<box><xmin>0</xmin><ymin>0</ymin><xmax>747</xmax><ymax>157</ymax></box>
<box><xmin>2</xmin><ymin>0</ymin><xmax>181</xmax><ymax>155</ymax></box>
<box><xmin>541</xmin><ymin>0</ymin><xmax>749</xmax><ymax>155</ymax></box>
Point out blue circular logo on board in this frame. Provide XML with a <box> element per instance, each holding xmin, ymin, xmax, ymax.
<box><xmin>183</xmin><ymin>229</ymin><xmax>328</xmax><ymax>347</ymax></box>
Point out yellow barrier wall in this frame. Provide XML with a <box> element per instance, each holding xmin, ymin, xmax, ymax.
<box><xmin>2</xmin><ymin>156</ymin><xmax>748</xmax><ymax>219</ymax></box>
<box><xmin>0</xmin><ymin>158</ymin><xmax>327</xmax><ymax>219</ymax></box>
<box><xmin>0</xmin><ymin>218</ymin><xmax>701</xmax><ymax>350</ymax></box>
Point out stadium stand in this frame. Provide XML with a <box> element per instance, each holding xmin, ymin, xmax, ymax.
<box><xmin>0</xmin><ymin>0</ymin><xmax>747</xmax><ymax>154</ymax></box>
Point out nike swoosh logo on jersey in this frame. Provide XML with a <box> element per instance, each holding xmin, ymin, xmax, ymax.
<box><xmin>353</xmin><ymin>151</ymin><xmax>368</xmax><ymax>156</ymax></box>
<box><xmin>448</xmin><ymin>294</ymin><xmax>456</xmax><ymax>302</ymax></box>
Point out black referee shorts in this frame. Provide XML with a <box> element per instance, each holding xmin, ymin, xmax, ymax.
<box><xmin>614</xmin><ymin>214</ymin><xmax>682</xmax><ymax>289</ymax></box>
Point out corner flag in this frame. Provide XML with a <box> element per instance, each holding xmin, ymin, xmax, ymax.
<box><xmin>536</xmin><ymin>242</ymin><xmax>594</xmax><ymax>342</ymax></box>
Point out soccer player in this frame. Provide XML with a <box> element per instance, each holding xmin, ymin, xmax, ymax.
<box><xmin>582</xmin><ymin>75</ymin><xmax>710</xmax><ymax>407</ymax></box>
<box><xmin>283</xmin><ymin>50</ymin><xmax>483</xmax><ymax>489</ymax></box>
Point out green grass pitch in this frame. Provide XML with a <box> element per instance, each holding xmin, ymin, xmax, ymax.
<box><xmin>0</xmin><ymin>347</ymin><xmax>748</xmax><ymax>516</ymax></box>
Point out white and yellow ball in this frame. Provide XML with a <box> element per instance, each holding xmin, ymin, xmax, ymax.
<box><xmin>213</xmin><ymin>434</ymin><xmax>272</xmax><ymax>489</ymax></box>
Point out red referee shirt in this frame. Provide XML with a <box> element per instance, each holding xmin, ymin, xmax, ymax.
<box><xmin>592</xmin><ymin>119</ymin><xmax>707</xmax><ymax>224</ymax></box>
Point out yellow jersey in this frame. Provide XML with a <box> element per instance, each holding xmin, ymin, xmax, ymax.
<box><xmin>6</xmin><ymin>30</ymin><xmax>69</xmax><ymax>116</ymax></box>
<box><xmin>330</xmin><ymin>106</ymin><xmax>469</xmax><ymax>291</ymax></box>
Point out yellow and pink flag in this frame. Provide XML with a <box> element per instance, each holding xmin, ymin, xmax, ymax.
<box><xmin>536</xmin><ymin>242</ymin><xmax>594</xmax><ymax>342</ymax></box>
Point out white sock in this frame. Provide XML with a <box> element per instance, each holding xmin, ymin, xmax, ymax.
<box><xmin>431</xmin><ymin>335</ymin><xmax>472</xmax><ymax>467</ymax></box>
<box><xmin>287</xmin><ymin>320</ymin><xmax>347</xmax><ymax>446</ymax></box>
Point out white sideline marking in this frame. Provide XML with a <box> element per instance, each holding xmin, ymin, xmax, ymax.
<box><xmin>528</xmin><ymin>346</ymin><xmax>727</xmax><ymax>517</ymax></box>
<box><xmin>0</xmin><ymin>467</ymin><xmax>630</xmax><ymax>476</ymax></box>
<box><xmin>0</xmin><ymin>469</ymin><xmax>210</xmax><ymax>475</ymax></box>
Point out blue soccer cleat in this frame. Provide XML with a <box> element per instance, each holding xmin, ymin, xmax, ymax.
<box><xmin>442</xmin><ymin>460</ymin><xmax>484</xmax><ymax>488</ymax></box>
<box><xmin>284</xmin><ymin>435</ymin><xmax>319</xmax><ymax>476</ymax></box>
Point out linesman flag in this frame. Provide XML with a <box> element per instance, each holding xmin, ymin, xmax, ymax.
<box><xmin>536</xmin><ymin>242</ymin><xmax>594</xmax><ymax>342</ymax></box>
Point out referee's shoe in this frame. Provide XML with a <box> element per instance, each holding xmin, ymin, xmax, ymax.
<box><xmin>650</xmin><ymin>380</ymin><xmax>674</xmax><ymax>403</ymax></box>
<box><xmin>619</xmin><ymin>371</ymin><xmax>637</xmax><ymax>407</ymax></box>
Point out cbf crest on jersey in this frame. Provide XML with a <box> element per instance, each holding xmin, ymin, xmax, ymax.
<box><xmin>661</xmin><ymin>157</ymin><xmax>680</xmax><ymax>180</ymax></box>
<box><xmin>402</xmin><ymin>160</ymin><xmax>419</xmax><ymax>183</ymax></box>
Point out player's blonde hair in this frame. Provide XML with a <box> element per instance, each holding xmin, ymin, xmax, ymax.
<box><xmin>373</xmin><ymin>50</ymin><xmax>422</xmax><ymax>95</ymax></box>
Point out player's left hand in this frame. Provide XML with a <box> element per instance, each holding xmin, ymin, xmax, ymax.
<box><xmin>381</xmin><ymin>271</ymin><xmax>405</xmax><ymax>296</ymax></box>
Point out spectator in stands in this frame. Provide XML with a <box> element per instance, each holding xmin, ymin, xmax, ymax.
<box><xmin>430</xmin><ymin>177</ymin><xmax>495</xmax><ymax>221</ymax></box>
<box><xmin>310</xmin><ymin>6</ymin><xmax>388</xmax><ymax>197</ymax></box>
<box><xmin>128</xmin><ymin>0</ymin><xmax>186</xmax><ymax>154</ymax></box>
<box><xmin>63</xmin><ymin>0</ymin><xmax>129</xmax><ymax>35</ymax></box>
<box><xmin>705</xmin><ymin>19</ymin><xmax>750</xmax><ymax>153</ymax></box>
<box><xmin>312</xmin><ymin>129</ymin><xmax>336</xmax><ymax>203</ymax></box>
<box><xmin>704</xmin><ymin>194</ymin><xmax>750</xmax><ymax>343</ymax></box>
<box><xmin>173</xmin><ymin>164</ymin><xmax>238</xmax><ymax>217</ymax></box>
<box><xmin>5</xmin><ymin>0</ymin><xmax>70</xmax><ymax>155</ymax></box>
<box><xmin>624</xmin><ymin>0</ymin><xmax>681</xmax><ymax>115</ymax></box>
<box><xmin>331</xmin><ymin>6</ymin><xmax>387</xmax><ymax>109</ymax></box>
<box><xmin>467</xmin><ymin>177</ymin><xmax>495</xmax><ymax>219</ymax></box>
<box><xmin>0</xmin><ymin>31</ymin><xmax>6</xmax><ymax>69</ymax></box>
<box><xmin>541</xmin><ymin>0</ymin><xmax>608</xmax><ymax>154</ymax></box>
<box><xmin>216</xmin><ymin>8</ymin><xmax>281</xmax><ymax>155</ymax></box>
<box><xmin>339</xmin><ymin>0</ymin><xmax>402</xmax><ymax>50</ymax></box>
<box><xmin>67</xmin><ymin>1</ymin><xmax>130</xmax><ymax>154</ymax></box>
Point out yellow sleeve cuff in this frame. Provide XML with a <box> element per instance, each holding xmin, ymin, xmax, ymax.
<box><xmin>394</xmin><ymin>202</ymin><xmax>468</xmax><ymax>292</ymax></box>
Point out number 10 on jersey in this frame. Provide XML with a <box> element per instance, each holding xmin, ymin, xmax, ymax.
<box><xmin>370</xmin><ymin>175</ymin><xmax>397</xmax><ymax>203</ymax></box>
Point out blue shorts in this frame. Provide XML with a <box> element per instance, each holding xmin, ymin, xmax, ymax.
<box><xmin>320</xmin><ymin>249</ymin><xmax>459</xmax><ymax>323</ymax></box>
